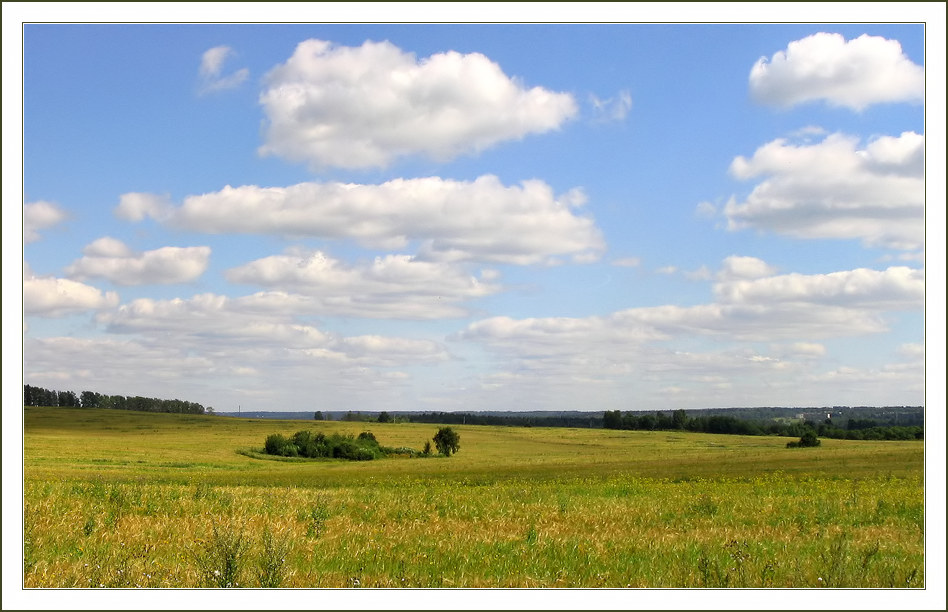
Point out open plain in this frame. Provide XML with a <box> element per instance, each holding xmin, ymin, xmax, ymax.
<box><xmin>21</xmin><ymin>407</ymin><xmax>925</xmax><ymax>589</ymax></box>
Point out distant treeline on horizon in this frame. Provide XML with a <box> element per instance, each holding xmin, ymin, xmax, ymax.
<box><xmin>23</xmin><ymin>384</ymin><xmax>922</xmax><ymax>440</ymax></box>
<box><xmin>220</xmin><ymin>406</ymin><xmax>924</xmax><ymax>440</ymax></box>
<box><xmin>23</xmin><ymin>384</ymin><xmax>208</xmax><ymax>415</ymax></box>
<box><xmin>602</xmin><ymin>409</ymin><xmax>923</xmax><ymax>441</ymax></box>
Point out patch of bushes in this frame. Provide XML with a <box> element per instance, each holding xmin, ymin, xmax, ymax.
<box><xmin>787</xmin><ymin>430</ymin><xmax>821</xmax><ymax>448</ymax></box>
<box><xmin>260</xmin><ymin>428</ymin><xmax>458</xmax><ymax>461</ymax></box>
<box><xmin>262</xmin><ymin>430</ymin><xmax>400</xmax><ymax>461</ymax></box>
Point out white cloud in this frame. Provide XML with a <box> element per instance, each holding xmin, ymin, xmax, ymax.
<box><xmin>99</xmin><ymin>293</ymin><xmax>449</xmax><ymax>368</ymax></box>
<box><xmin>897</xmin><ymin>342</ymin><xmax>924</xmax><ymax>361</ymax></box>
<box><xmin>717</xmin><ymin>255</ymin><xmax>777</xmax><ymax>280</ymax></box>
<box><xmin>114</xmin><ymin>192</ymin><xmax>173</xmax><ymax>222</ymax></box>
<box><xmin>22</xmin><ymin>333</ymin><xmax>429</xmax><ymax>412</ymax></box>
<box><xmin>66</xmin><ymin>237</ymin><xmax>210</xmax><ymax>285</ymax></box>
<box><xmin>780</xmin><ymin>342</ymin><xmax>827</xmax><ymax>358</ymax></box>
<box><xmin>750</xmin><ymin>32</ymin><xmax>924</xmax><ymax>110</ymax></box>
<box><xmin>258</xmin><ymin>39</ymin><xmax>578</xmax><ymax>169</ymax></box>
<box><xmin>454</xmin><ymin>259</ymin><xmax>924</xmax><ymax>410</ymax></box>
<box><xmin>198</xmin><ymin>45</ymin><xmax>249</xmax><ymax>94</ymax></box>
<box><xmin>684</xmin><ymin>266</ymin><xmax>713</xmax><ymax>282</ymax></box>
<box><xmin>611</xmin><ymin>257</ymin><xmax>641</xmax><ymax>268</ymax></box>
<box><xmin>226</xmin><ymin>249</ymin><xmax>500</xmax><ymax>319</ymax></box>
<box><xmin>725</xmin><ymin>131</ymin><xmax>924</xmax><ymax>250</ymax></box>
<box><xmin>121</xmin><ymin>175</ymin><xmax>605</xmax><ymax>265</ymax></box>
<box><xmin>200</xmin><ymin>46</ymin><xmax>232</xmax><ymax>77</ymax></box>
<box><xmin>694</xmin><ymin>201</ymin><xmax>718</xmax><ymax>219</ymax></box>
<box><xmin>589</xmin><ymin>90</ymin><xmax>632</xmax><ymax>121</ymax></box>
<box><xmin>713</xmin><ymin>266</ymin><xmax>924</xmax><ymax>310</ymax></box>
<box><xmin>23</xmin><ymin>273</ymin><xmax>119</xmax><ymax>317</ymax></box>
<box><xmin>24</xmin><ymin>201</ymin><xmax>68</xmax><ymax>243</ymax></box>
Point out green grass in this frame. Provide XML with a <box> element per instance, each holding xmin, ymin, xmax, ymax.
<box><xmin>21</xmin><ymin>407</ymin><xmax>924</xmax><ymax>588</ymax></box>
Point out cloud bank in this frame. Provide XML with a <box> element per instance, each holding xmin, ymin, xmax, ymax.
<box><xmin>226</xmin><ymin>249</ymin><xmax>501</xmax><ymax>319</ymax></box>
<box><xmin>724</xmin><ymin>131</ymin><xmax>924</xmax><ymax>251</ymax></box>
<box><xmin>119</xmin><ymin>175</ymin><xmax>604</xmax><ymax>265</ymax></box>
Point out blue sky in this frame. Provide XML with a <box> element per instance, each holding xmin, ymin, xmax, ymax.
<box><xmin>8</xmin><ymin>8</ymin><xmax>944</xmax><ymax>416</ymax></box>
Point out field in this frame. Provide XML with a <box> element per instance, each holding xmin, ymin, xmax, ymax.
<box><xmin>21</xmin><ymin>407</ymin><xmax>925</xmax><ymax>591</ymax></box>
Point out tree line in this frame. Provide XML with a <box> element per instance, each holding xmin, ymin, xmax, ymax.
<box><xmin>23</xmin><ymin>384</ymin><xmax>209</xmax><ymax>415</ymax></box>
<box><xmin>603</xmin><ymin>409</ymin><xmax>923</xmax><ymax>441</ymax></box>
<box><xmin>400</xmin><ymin>411</ymin><xmax>600</xmax><ymax>428</ymax></box>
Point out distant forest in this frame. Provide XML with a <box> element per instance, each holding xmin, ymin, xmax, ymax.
<box><xmin>24</xmin><ymin>383</ymin><xmax>922</xmax><ymax>440</ymax></box>
<box><xmin>603</xmin><ymin>409</ymin><xmax>923</xmax><ymax>441</ymax></box>
<box><xmin>23</xmin><ymin>384</ymin><xmax>208</xmax><ymax>415</ymax></box>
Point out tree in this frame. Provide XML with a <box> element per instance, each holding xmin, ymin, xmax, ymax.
<box><xmin>377</xmin><ymin>411</ymin><xmax>392</xmax><ymax>423</ymax></box>
<box><xmin>313</xmin><ymin>411</ymin><xmax>324</xmax><ymax>421</ymax></box>
<box><xmin>603</xmin><ymin>410</ymin><xmax>622</xmax><ymax>430</ymax></box>
<box><xmin>80</xmin><ymin>391</ymin><xmax>101</xmax><ymax>408</ymax></box>
<box><xmin>432</xmin><ymin>427</ymin><xmax>461</xmax><ymax>457</ymax></box>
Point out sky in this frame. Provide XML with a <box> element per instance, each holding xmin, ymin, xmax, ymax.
<box><xmin>7</xmin><ymin>8</ymin><xmax>945</xmax><ymax>418</ymax></box>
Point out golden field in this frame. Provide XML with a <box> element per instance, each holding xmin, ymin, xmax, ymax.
<box><xmin>21</xmin><ymin>407</ymin><xmax>925</xmax><ymax>589</ymax></box>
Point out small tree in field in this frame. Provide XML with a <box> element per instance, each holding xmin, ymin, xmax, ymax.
<box><xmin>787</xmin><ymin>430</ymin><xmax>821</xmax><ymax>448</ymax></box>
<box><xmin>432</xmin><ymin>427</ymin><xmax>460</xmax><ymax>457</ymax></box>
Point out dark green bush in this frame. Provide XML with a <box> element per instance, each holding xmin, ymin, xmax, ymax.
<box><xmin>262</xmin><ymin>430</ymin><xmax>390</xmax><ymax>460</ymax></box>
<box><xmin>264</xmin><ymin>433</ymin><xmax>292</xmax><ymax>456</ymax></box>
<box><xmin>787</xmin><ymin>430</ymin><xmax>821</xmax><ymax>448</ymax></box>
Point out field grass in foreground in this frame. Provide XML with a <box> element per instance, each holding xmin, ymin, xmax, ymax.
<box><xmin>22</xmin><ymin>407</ymin><xmax>924</xmax><ymax>588</ymax></box>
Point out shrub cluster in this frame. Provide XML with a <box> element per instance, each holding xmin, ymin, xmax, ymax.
<box><xmin>264</xmin><ymin>430</ymin><xmax>388</xmax><ymax>461</ymax></box>
<box><xmin>786</xmin><ymin>431</ymin><xmax>821</xmax><ymax>448</ymax></box>
<box><xmin>261</xmin><ymin>428</ymin><xmax>460</xmax><ymax>461</ymax></box>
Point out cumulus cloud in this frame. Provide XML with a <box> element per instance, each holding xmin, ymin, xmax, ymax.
<box><xmin>114</xmin><ymin>192</ymin><xmax>173</xmax><ymax>222</ymax></box>
<box><xmin>23</xmin><ymin>272</ymin><xmax>119</xmax><ymax>317</ymax></box>
<box><xmin>24</xmin><ymin>201</ymin><xmax>68</xmax><ymax>243</ymax></box>
<box><xmin>456</xmin><ymin>259</ymin><xmax>924</xmax><ymax>408</ymax></box>
<box><xmin>258</xmin><ymin>39</ymin><xmax>578</xmax><ymax>169</ymax></box>
<box><xmin>99</xmin><ymin>292</ymin><xmax>449</xmax><ymax>368</ymax></box>
<box><xmin>724</xmin><ymin>131</ymin><xmax>924</xmax><ymax>250</ymax></box>
<box><xmin>66</xmin><ymin>237</ymin><xmax>210</xmax><ymax>285</ymax></box>
<box><xmin>717</xmin><ymin>255</ymin><xmax>777</xmax><ymax>280</ymax></box>
<box><xmin>120</xmin><ymin>175</ymin><xmax>604</xmax><ymax>265</ymax></box>
<box><xmin>226</xmin><ymin>249</ymin><xmax>500</xmax><ymax>319</ymax></box>
<box><xmin>198</xmin><ymin>45</ymin><xmax>249</xmax><ymax>94</ymax></box>
<box><xmin>749</xmin><ymin>32</ymin><xmax>924</xmax><ymax>110</ymax></box>
<box><xmin>713</xmin><ymin>266</ymin><xmax>924</xmax><ymax>310</ymax></box>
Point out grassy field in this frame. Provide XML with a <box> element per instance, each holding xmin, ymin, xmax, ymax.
<box><xmin>21</xmin><ymin>407</ymin><xmax>925</xmax><ymax>590</ymax></box>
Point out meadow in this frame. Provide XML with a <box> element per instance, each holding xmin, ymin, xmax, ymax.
<box><xmin>21</xmin><ymin>407</ymin><xmax>925</xmax><ymax>589</ymax></box>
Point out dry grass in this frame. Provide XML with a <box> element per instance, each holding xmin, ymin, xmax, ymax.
<box><xmin>21</xmin><ymin>407</ymin><xmax>924</xmax><ymax>588</ymax></box>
